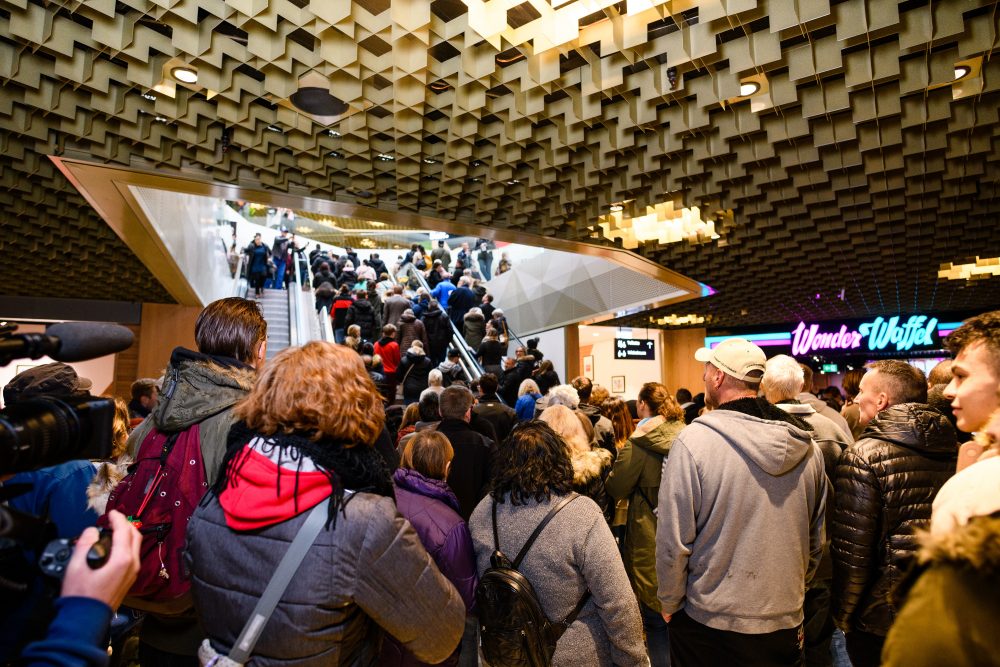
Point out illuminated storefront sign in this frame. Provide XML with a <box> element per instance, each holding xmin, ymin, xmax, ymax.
<box><xmin>791</xmin><ymin>315</ymin><xmax>939</xmax><ymax>355</ymax></box>
<box><xmin>705</xmin><ymin>316</ymin><xmax>962</xmax><ymax>354</ymax></box>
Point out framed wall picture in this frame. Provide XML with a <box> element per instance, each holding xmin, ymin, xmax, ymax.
<box><xmin>611</xmin><ymin>375</ymin><xmax>625</xmax><ymax>394</ymax></box>
<box><xmin>582</xmin><ymin>355</ymin><xmax>594</xmax><ymax>380</ymax></box>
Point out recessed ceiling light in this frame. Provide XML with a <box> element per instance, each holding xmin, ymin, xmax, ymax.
<box><xmin>506</xmin><ymin>179</ymin><xmax>519</xmax><ymax>185</ymax></box>
<box><xmin>375</xmin><ymin>153</ymin><xmax>395</xmax><ymax>161</ymax></box>
<box><xmin>327</xmin><ymin>129</ymin><xmax>341</xmax><ymax>137</ymax></box>
<box><xmin>739</xmin><ymin>81</ymin><xmax>760</xmax><ymax>97</ymax></box>
<box><xmin>609</xmin><ymin>204</ymin><xmax>623</xmax><ymax>212</ymax></box>
<box><xmin>141</xmin><ymin>92</ymin><xmax>157</xmax><ymax>102</ymax></box>
<box><xmin>423</xmin><ymin>157</ymin><xmax>438</xmax><ymax>164</ymax></box>
<box><xmin>954</xmin><ymin>65</ymin><xmax>971</xmax><ymax>80</ymax></box>
<box><xmin>171</xmin><ymin>66</ymin><xmax>198</xmax><ymax>84</ymax></box>
<box><xmin>328</xmin><ymin>151</ymin><xmax>343</xmax><ymax>158</ymax></box>
<box><xmin>154</xmin><ymin>116</ymin><xmax>169</xmax><ymax>123</ymax></box>
<box><xmin>266</xmin><ymin>125</ymin><xmax>282</xmax><ymax>133</ymax></box>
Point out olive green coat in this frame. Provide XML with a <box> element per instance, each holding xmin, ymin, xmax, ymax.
<box><xmin>605</xmin><ymin>418</ymin><xmax>685</xmax><ymax>611</ymax></box>
<box><xmin>127</xmin><ymin>348</ymin><xmax>255</xmax><ymax>487</ymax></box>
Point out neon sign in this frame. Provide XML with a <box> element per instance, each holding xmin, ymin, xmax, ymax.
<box><xmin>791</xmin><ymin>315</ymin><xmax>939</xmax><ymax>355</ymax></box>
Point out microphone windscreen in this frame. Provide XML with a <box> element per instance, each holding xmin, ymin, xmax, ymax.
<box><xmin>47</xmin><ymin>322</ymin><xmax>135</xmax><ymax>362</ymax></box>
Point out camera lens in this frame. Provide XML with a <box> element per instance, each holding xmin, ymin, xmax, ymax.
<box><xmin>0</xmin><ymin>396</ymin><xmax>113</xmax><ymax>474</ymax></box>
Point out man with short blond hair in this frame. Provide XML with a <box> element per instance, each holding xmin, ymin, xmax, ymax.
<box><xmin>831</xmin><ymin>360</ymin><xmax>956</xmax><ymax>666</ymax></box>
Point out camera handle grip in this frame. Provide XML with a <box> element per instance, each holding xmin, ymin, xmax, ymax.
<box><xmin>86</xmin><ymin>529</ymin><xmax>113</xmax><ymax>570</ymax></box>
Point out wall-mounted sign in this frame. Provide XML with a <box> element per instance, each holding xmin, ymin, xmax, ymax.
<box><xmin>615</xmin><ymin>338</ymin><xmax>655</xmax><ymax>360</ymax></box>
<box><xmin>821</xmin><ymin>363</ymin><xmax>839</xmax><ymax>373</ymax></box>
<box><xmin>791</xmin><ymin>315</ymin><xmax>939</xmax><ymax>356</ymax></box>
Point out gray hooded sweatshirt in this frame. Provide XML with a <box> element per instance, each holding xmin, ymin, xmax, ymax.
<box><xmin>656</xmin><ymin>397</ymin><xmax>828</xmax><ymax>634</ymax></box>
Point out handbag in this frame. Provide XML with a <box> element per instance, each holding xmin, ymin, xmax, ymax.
<box><xmin>198</xmin><ymin>497</ymin><xmax>332</xmax><ymax>666</ymax></box>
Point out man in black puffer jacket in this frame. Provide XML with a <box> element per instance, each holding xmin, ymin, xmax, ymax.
<box><xmin>831</xmin><ymin>360</ymin><xmax>957</xmax><ymax>667</ymax></box>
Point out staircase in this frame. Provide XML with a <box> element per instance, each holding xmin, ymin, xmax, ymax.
<box><xmin>258</xmin><ymin>288</ymin><xmax>290</xmax><ymax>361</ymax></box>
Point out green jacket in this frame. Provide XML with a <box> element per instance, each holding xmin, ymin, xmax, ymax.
<box><xmin>127</xmin><ymin>347</ymin><xmax>255</xmax><ymax>488</ymax></box>
<box><xmin>605</xmin><ymin>417</ymin><xmax>685</xmax><ymax>611</ymax></box>
<box><xmin>882</xmin><ymin>512</ymin><xmax>1000</xmax><ymax>666</ymax></box>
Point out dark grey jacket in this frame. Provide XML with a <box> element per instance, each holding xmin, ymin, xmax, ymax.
<box><xmin>187</xmin><ymin>493</ymin><xmax>466</xmax><ymax>666</ymax></box>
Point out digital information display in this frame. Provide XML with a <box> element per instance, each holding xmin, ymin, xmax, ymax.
<box><xmin>615</xmin><ymin>338</ymin><xmax>655</xmax><ymax>360</ymax></box>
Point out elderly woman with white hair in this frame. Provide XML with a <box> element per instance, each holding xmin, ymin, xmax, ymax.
<box><xmin>515</xmin><ymin>379</ymin><xmax>541</xmax><ymax>422</ymax></box>
<box><xmin>539</xmin><ymin>404</ymin><xmax>614</xmax><ymax>522</ymax></box>
<box><xmin>421</xmin><ymin>369</ymin><xmax>445</xmax><ymax>400</ymax></box>
<box><xmin>760</xmin><ymin>354</ymin><xmax>851</xmax><ymax>474</ymax></box>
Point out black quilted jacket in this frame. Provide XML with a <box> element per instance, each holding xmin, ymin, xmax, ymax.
<box><xmin>831</xmin><ymin>403</ymin><xmax>957</xmax><ymax>635</ymax></box>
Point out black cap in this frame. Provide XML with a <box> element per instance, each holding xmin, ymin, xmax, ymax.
<box><xmin>3</xmin><ymin>362</ymin><xmax>93</xmax><ymax>406</ymax></box>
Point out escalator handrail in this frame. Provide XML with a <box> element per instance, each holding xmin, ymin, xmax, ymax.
<box><xmin>402</xmin><ymin>263</ymin><xmax>483</xmax><ymax>382</ymax></box>
<box><xmin>318</xmin><ymin>306</ymin><xmax>334</xmax><ymax>343</ymax></box>
<box><xmin>231</xmin><ymin>253</ymin><xmax>248</xmax><ymax>298</ymax></box>
<box><xmin>292</xmin><ymin>252</ymin><xmax>318</xmax><ymax>345</ymax></box>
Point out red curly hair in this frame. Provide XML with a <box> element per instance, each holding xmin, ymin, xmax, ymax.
<box><xmin>234</xmin><ymin>341</ymin><xmax>384</xmax><ymax>445</ymax></box>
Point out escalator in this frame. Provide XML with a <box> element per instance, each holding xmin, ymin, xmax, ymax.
<box><xmin>232</xmin><ymin>253</ymin><xmax>321</xmax><ymax>358</ymax></box>
<box><xmin>403</xmin><ymin>264</ymin><xmax>484</xmax><ymax>384</ymax></box>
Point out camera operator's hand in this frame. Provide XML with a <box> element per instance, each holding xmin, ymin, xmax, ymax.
<box><xmin>60</xmin><ymin>510</ymin><xmax>140</xmax><ymax>610</ymax></box>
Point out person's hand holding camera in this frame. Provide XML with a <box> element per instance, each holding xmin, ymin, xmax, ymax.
<box><xmin>60</xmin><ymin>510</ymin><xmax>140</xmax><ymax>610</ymax></box>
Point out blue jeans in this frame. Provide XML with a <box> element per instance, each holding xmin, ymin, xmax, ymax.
<box><xmin>334</xmin><ymin>327</ymin><xmax>345</xmax><ymax>344</ymax></box>
<box><xmin>272</xmin><ymin>260</ymin><xmax>286</xmax><ymax>289</ymax></box>
<box><xmin>641</xmin><ymin>603</ymin><xmax>670</xmax><ymax>667</ymax></box>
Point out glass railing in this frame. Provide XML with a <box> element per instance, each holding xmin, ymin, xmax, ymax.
<box><xmin>403</xmin><ymin>264</ymin><xmax>484</xmax><ymax>383</ymax></box>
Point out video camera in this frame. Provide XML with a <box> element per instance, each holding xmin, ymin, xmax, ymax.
<box><xmin>0</xmin><ymin>320</ymin><xmax>132</xmax><ymax>578</ymax></box>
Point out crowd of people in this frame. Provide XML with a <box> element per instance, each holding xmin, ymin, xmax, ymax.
<box><xmin>304</xmin><ymin>240</ymin><xmax>522</xmax><ymax>408</ymax></box>
<box><xmin>2</xmin><ymin>300</ymin><xmax>998</xmax><ymax>667</ymax></box>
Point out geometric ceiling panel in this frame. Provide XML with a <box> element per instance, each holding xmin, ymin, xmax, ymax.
<box><xmin>1</xmin><ymin>0</ymin><xmax>999</xmax><ymax>325</ymax></box>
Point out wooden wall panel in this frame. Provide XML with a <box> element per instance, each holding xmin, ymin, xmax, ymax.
<box><xmin>660</xmin><ymin>328</ymin><xmax>707</xmax><ymax>395</ymax></box>
<box><xmin>111</xmin><ymin>324</ymin><xmax>141</xmax><ymax>398</ymax></box>
<box><xmin>136</xmin><ymin>303</ymin><xmax>201</xmax><ymax>379</ymax></box>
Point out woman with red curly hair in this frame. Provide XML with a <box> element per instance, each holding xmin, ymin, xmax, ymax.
<box><xmin>186</xmin><ymin>341</ymin><xmax>465</xmax><ymax>666</ymax></box>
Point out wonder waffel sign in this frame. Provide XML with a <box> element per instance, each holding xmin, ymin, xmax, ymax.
<box><xmin>791</xmin><ymin>315</ymin><xmax>939</xmax><ymax>356</ymax></box>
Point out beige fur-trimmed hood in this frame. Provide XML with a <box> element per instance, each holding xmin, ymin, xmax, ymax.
<box><xmin>571</xmin><ymin>447</ymin><xmax>613</xmax><ymax>484</ymax></box>
<box><xmin>917</xmin><ymin>513</ymin><xmax>1000</xmax><ymax>571</ymax></box>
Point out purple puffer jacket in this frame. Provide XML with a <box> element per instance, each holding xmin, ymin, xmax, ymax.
<box><xmin>381</xmin><ymin>469</ymin><xmax>478</xmax><ymax>667</ymax></box>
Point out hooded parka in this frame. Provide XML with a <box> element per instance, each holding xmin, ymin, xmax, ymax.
<box><xmin>605</xmin><ymin>417</ymin><xmax>685</xmax><ymax>611</ymax></box>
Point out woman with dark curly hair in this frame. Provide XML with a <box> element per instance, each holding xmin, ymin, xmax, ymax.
<box><xmin>186</xmin><ymin>341</ymin><xmax>465</xmax><ymax>666</ymax></box>
<box><xmin>468</xmin><ymin>421</ymin><xmax>646</xmax><ymax>667</ymax></box>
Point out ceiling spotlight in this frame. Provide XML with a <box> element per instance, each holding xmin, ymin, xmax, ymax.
<box><xmin>423</xmin><ymin>157</ymin><xmax>439</xmax><ymax>164</ymax></box>
<box><xmin>375</xmin><ymin>153</ymin><xmax>395</xmax><ymax>161</ymax></box>
<box><xmin>739</xmin><ymin>81</ymin><xmax>760</xmax><ymax>97</ymax></box>
<box><xmin>609</xmin><ymin>204</ymin><xmax>623</xmax><ymax>212</ymax></box>
<box><xmin>266</xmin><ymin>125</ymin><xmax>282</xmax><ymax>133</ymax></box>
<box><xmin>506</xmin><ymin>179</ymin><xmax>519</xmax><ymax>185</ymax></box>
<box><xmin>171</xmin><ymin>66</ymin><xmax>198</xmax><ymax>84</ymax></box>
<box><xmin>327</xmin><ymin>129</ymin><xmax>341</xmax><ymax>137</ymax></box>
<box><xmin>154</xmin><ymin>116</ymin><xmax>169</xmax><ymax>123</ymax></box>
<box><xmin>141</xmin><ymin>92</ymin><xmax>157</xmax><ymax>102</ymax></box>
<box><xmin>954</xmin><ymin>65</ymin><xmax>971</xmax><ymax>80</ymax></box>
<box><xmin>471</xmin><ymin>160</ymin><xmax>484</xmax><ymax>167</ymax></box>
<box><xmin>328</xmin><ymin>151</ymin><xmax>343</xmax><ymax>158</ymax></box>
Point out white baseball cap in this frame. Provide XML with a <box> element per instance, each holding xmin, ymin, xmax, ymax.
<box><xmin>694</xmin><ymin>338</ymin><xmax>766</xmax><ymax>383</ymax></box>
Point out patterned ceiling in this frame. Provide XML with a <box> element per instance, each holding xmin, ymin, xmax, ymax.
<box><xmin>1</xmin><ymin>0</ymin><xmax>999</xmax><ymax>326</ymax></box>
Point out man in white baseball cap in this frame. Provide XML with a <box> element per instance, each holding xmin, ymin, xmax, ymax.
<box><xmin>655</xmin><ymin>337</ymin><xmax>828</xmax><ymax>665</ymax></box>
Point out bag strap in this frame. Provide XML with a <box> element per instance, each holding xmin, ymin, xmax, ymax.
<box><xmin>634</xmin><ymin>485</ymin><xmax>657</xmax><ymax>513</ymax></box>
<box><xmin>512</xmin><ymin>493</ymin><xmax>580</xmax><ymax>569</ymax></box>
<box><xmin>227</xmin><ymin>497</ymin><xmax>331</xmax><ymax>664</ymax></box>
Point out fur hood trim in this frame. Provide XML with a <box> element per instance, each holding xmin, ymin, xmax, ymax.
<box><xmin>87</xmin><ymin>456</ymin><xmax>132</xmax><ymax>515</ymax></box>
<box><xmin>571</xmin><ymin>447</ymin><xmax>612</xmax><ymax>484</ymax></box>
<box><xmin>917</xmin><ymin>513</ymin><xmax>1000</xmax><ymax>572</ymax></box>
